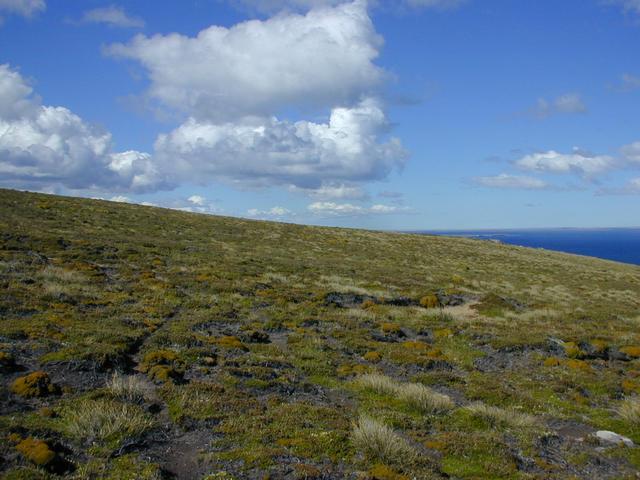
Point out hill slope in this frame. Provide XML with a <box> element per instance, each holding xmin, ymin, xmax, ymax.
<box><xmin>1</xmin><ymin>188</ymin><xmax>639</xmax><ymax>479</ymax></box>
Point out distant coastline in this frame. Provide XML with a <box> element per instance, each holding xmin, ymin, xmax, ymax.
<box><xmin>412</xmin><ymin>228</ymin><xmax>640</xmax><ymax>266</ymax></box>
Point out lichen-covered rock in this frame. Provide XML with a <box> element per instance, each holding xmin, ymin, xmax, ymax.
<box><xmin>10</xmin><ymin>371</ymin><xmax>59</xmax><ymax>398</ymax></box>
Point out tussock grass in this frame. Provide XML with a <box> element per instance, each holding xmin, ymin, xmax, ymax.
<box><xmin>351</xmin><ymin>415</ymin><xmax>416</xmax><ymax>464</ymax></box>
<box><xmin>356</xmin><ymin>373</ymin><xmax>454</xmax><ymax>413</ymax></box>
<box><xmin>107</xmin><ymin>373</ymin><xmax>152</xmax><ymax>404</ymax></box>
<box><xmin>62</xmin><ymin>399</ymin><xmax>154</xmax><ymax>444</ymax></box>
<box><xmin>463</xmin><ymin>402</ymin><xmax>537</xmax><ymax>428</ymax></box>
<box><xmin>618</xmin><ymin>397</ymin><xmax>640</xmax><ymax>425</ymax></box>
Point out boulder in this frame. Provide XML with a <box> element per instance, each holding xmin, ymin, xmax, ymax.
<box><xmin>595</xmin><ymin>431</ymin><xmax>634</xmax><ymax>447</ymax></box>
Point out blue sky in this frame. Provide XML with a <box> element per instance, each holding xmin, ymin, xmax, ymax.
<box><xmin>0</xmin><ymin>0</ymin><xmax>639</xmax><ymax>229</ymax></box>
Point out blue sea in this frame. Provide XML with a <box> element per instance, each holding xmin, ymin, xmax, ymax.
<box><xmin>416</xmin><ymin>228</ymin><xmax>640</xmax><ymax>266</ymax></box>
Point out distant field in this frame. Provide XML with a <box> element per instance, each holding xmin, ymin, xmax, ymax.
<box><xmin>1</xmin><ymin>188</ymin><xmax>639</xmax><ymax>479</ymax></box>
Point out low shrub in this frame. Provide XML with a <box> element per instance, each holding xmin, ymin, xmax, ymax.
<box><xmin>16</xmin><ymin>438</ymin><xmax>55</xmax><ymax>466</ymax></box>
<box><xmin>11</xmin><ymin>371</ymin><xmax>59</xmax><ymax>398</ymax></box>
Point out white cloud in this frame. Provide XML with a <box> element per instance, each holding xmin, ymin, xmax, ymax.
<box><xmin>534</xmin><ymin>93</ymin><xmax>587</xmax><ymax>118</ymax></box>
<box><xmin>515</xmin><ymin>149</ymin><xmax>615</xmax><ymax>177</ymax></box>
<box><xmin>107</xmin><ymin>1</ymin><xmax>385</xmax><ymax>121</ymax></box>
<box><xmin>247</xmin><ymin>206</ymin><xmax>292</xmax><ymax>219</ymax></box>
<box><xmin>621</xmin><ymin>141</ymin><xmax>640</xmax><ymax>164</ymax></box>
<box><xmin>0</xmin><ymin>64</ymin><xmax>165</xmax><ymax>192</ymax></box>
<box><xmin>109</xmin><ymin>195</ymin><xmax>130</xmax><ymax>203</ymax></box>
<box><xmin>187</xmin><ymin>195</ymin><xmax>206</xmax><ymax>206</ymax></box>
<box><xmin>0</xmin><ymin>0</ymin><xmax>45</xmax><ymax>17</ymax></box>
<box><xmin>289</xmin><ymin>182</ymin><xmax>368</xmax><ymax>200</ymax></box>
<box><xmin>81</xmin><ymin>5</ymin><xmax>144</xmax><ymax>28</ymax></box>
<box><xmin>308</xmin><ymin>201</ymin><xmax>406</xmax><ymax>216</ymax></box>
<box><xmin>474</xmin><ymin>173</ymin><xmax>549</xmax><ymax>190</ymax></box>
<box><xmin>153</xmin><ymin>98</ymin><xmax>406</xmax><ymax>189</ymax></box>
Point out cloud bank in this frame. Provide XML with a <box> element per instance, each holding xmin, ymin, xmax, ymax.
<box><xmin>0</xmin><ymin>64</ymin><xmax>164</xmax><ymax>192</ymax></box>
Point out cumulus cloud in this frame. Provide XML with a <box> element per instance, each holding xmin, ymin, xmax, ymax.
<box><xmin>187</xmin><ymin>195</ymin><xmax>206</xmax><ymax>206</ymax></box>
<box><xmin>515</xmin><ymin>149</ymin><xmax>615</xmax><ymax>177</ymax></box>
<box><xmin>0</xmin><ymin>0</ymin><xmax>45</xmax><ymax>17</ymax></box>
<box><xmin>289</xmin><ymin>183</ymin><xmax>368</xmax><ymax>200</ymax></box>
<box><xmin>533</xmin><ymin>93</ymin><xmax>587</xmax><ymax>118</ymax></box>
<box><xmin>107</xmin><ymin>1</ymin><xmax>385</xmax><ymax>122</ymax></box>
<box><xmin>80</xmin><ymin>5</ymin><xmax>144</xmax><ymax>28</ymax></box>
<box><xmin>247</xmin><ymin>206</ymin><xmax>292</xmax><ymax>219</ymax></box>
<box><xmin>473</xmin><ymin>173</ymin><xmax>549</xmax><ymax>190</ymax></box>
<box><xmin>153</xmin><ymin>98</ymin><xmax>406</xmax><ymax>189</ymax></box>
<box><xmin>308</xmin><ymin>201</ymin><xmax>407</xmax><ymax>216</ymax></box>
<box><xmin>0</xmin><ymin>64</ymin><xmax>165</xmax><ymax>192</ymax></box>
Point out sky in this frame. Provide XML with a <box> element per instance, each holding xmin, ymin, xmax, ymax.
<box><xmin>0</xmin><ymin>0</ymin><xmax>639</xmax><ymax>229</ymax></box>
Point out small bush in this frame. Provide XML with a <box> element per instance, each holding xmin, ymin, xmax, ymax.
<box><xmin>107</xmin><ymin>373</ymin><xmax>151</xmax><ymax>403</ymax></box>
<box><xmin>11</xmin><ymin>371</ymin><xmax>59</xmax><ymax>398</ymax></box>
<box><xmin>363</xmin><ymin>351</ymin><xmax>383</xmax><ymax>363</ymax></box>
<box><xmin>621</xmin><ymin>346</ymin><xmax>640</xmax><ymax>358</ymax></box>
<box><xmin>381</xmin><ymin>323</ymin><xmax>402</xmax><ymax>335</ymax></box>
<box><xmin>464</xmin><ymin>402</ymin><xmax>537</xmax><ymax>428</ymax></box>
<box><xmin>215</xmin><ymin>336</ymin><xmax>247</xmax><ymax>350</ymax></box>
<box><xmin>16</xmin><ymin>438</ymin><xmax>55</xmax><ymax>466</ymax></box>
<box><xmin>139</xmin><ymin>350</ymin><xmax>184</xmax><ymax>383</ymax></box>
<box><xmin>62</xmin><ymin>398</ymin><xmax>154</xmax><ymax>445</ymax></box>
<box><xmin>419</xmin><ymin>294</ymin><xmax>439</xmax><ymax>309</ymax></box>
<box><xmin>351</xmin><ymin>415</ymin><xmax>416</xmax><ymax>465</ymax></box>
<box><xmin>618</xmin><ymin>397</ymin><xmax>640</xmax><ymax>425</ymax></box>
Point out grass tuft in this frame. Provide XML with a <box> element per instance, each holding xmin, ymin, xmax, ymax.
<box><xmin>355</xmin><ymin>373</ymin><xmax>454</xmax><ymax>413</ymax></box>
<box><xmin>351</xmin><ymin>415</ymin><xmax>417</xmax><ymax>465</ymax></box>
<box><xmin>463</xmin><ymin>402</ymin><xmax>537</xmax><ymax>428</ymax></box>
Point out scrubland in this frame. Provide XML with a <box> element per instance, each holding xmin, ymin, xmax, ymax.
<box><xmin>1</xmin><ymin>188</ymin><xmax>639</xmax><ymax>479</ymax></box>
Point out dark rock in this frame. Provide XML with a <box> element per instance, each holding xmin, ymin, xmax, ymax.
<box><xmin>384</xmin><ymin>296</ymin><xmax>419</xmax><ymax>307</ymax></box>
<box><xmin>245</xmin><ymin>330</ymin><xmax>271</xmax><ymax>344</ymax></box>
<box><xmin>324</xmin><ymin>292</ymin><xmax>377</xmax><ymax>308</ymax></box>
<box><xmin>436</xmin><ymin>291</ymin><xmax>476</xmax><ymax>307</ymax></box>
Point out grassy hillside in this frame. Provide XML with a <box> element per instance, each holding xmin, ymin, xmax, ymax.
<box><xmin>1</xmin><ymin>188</ymin><xmax>639</xmax><ymax>479</ymax></box>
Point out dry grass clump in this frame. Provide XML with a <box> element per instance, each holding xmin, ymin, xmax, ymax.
<box><xmin>107</xmin><ymin>373</ymin><xmax>152</xmax><ymax>403</ymax></box>
<box><xmin>63</xmin><ymin>398</ymin><xmax>154</xmax><ymax>444</ymax></box>
<box><xmin>351</xmin><ymin>415</ymin><xmax>417</xmax><ymax>465</ymax></box>
<box><xmin>397</xmin><ymin>383</ymin><xmax>454</xmax><ymax>413</ymax></box>
<box><xmin>463</xmin><ymin>402</ymin><xmax>537</xmax><ymax>428</ymax></box>
<box><xmin>618</xmin><ymin>397</ymin><xmax>640</xmax><ymax>425</ymax></box>
<box><xmin>356</xmin><ymin>373</ymin><xmax>454</xmax><ymax>413</ymax></box>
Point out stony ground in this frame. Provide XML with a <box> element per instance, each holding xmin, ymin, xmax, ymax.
<box><xmin>0</xmin><ymin>188</ymin><xmax>639</xmax><ymax>479</ymax></box>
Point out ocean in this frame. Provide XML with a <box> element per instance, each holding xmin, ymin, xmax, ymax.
<box><xmin>415</xmin><ymin>228</ymin><xmax>640</xmax><ymax>266</ymax></box>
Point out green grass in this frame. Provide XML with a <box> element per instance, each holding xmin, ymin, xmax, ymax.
<box><xmin>1</xmin><ymin>188</ymin><xmax>640</xmax><ymax>479</ymax></box>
